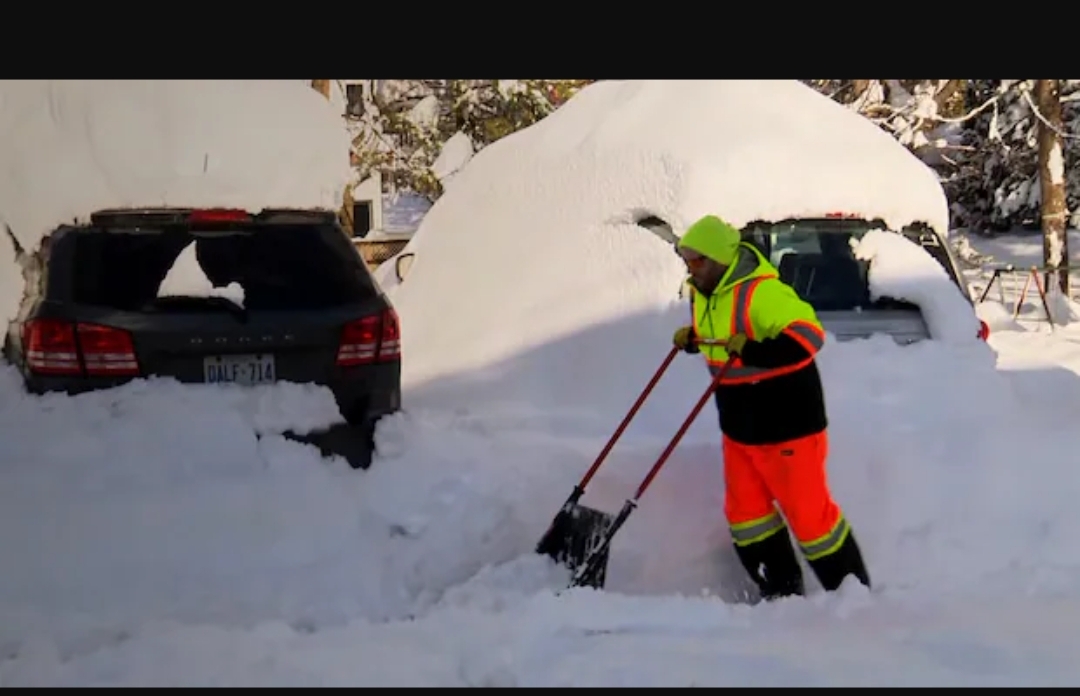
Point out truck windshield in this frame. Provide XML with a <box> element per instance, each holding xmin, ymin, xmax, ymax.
<box><xmin>739</xmin><ymin>218</ymin><xmax>955</xmax><ymax>312</ymax></box>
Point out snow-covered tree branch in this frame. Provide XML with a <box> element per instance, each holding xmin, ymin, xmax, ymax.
<box><xmin>806</xmin><ymin>80</ymin><xmax>1080</xmax><ymax>235</ymax></box>
<box><xmin>343</xmin><ymin>80</ymin><xmax>593</xmax><ymax>202</ymax></box>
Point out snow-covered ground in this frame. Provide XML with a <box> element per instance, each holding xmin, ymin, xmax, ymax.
<box><xmin>956</xmin><ymin>227</ymin><xmax>1080</xmax><ymax>328</ymax></box>
<box><xmin>6</xmin><ymin>300</ymin><xmax>1080</xmax><ymax>686</ymax></box>
<box><xmin>4</xmin><ymin>80</ymin><xmax>1080</xmax><ymax>686</ymax></box>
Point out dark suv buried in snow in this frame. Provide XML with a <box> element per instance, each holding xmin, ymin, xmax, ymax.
<box><xmin>4</xmin><ymin>207</ymin><xmax>402</xmax><ymax>470</ymax></box>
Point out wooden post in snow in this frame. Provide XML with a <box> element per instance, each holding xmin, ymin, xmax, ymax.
<box><xmin>310</xmin><ymin>80</ymin><xmax>332</xmax><ymax>100</ymax></box>
<box><xmin>1035</xmin><ymin>79</ymin><xmax>1069</xmax><ymax>295</ymax></box>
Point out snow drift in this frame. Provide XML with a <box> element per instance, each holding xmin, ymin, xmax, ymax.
<box><xmin>389</xmin><ymin>80</ymin><xmax>952</xmax><ymax>398</ymax></box>
<box><xmin>0</xmin><ymin>80</ymin><xmax>352</xmax><ymax>323</ymax></box>
<box><xmin>855</xmin><ymin>229</ymin><xmax>981</xmax><ymax>342</ymax></box>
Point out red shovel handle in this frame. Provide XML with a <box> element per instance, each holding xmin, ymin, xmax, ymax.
<box><xmin>568</xmin><ymin>358</ymin><xmax>733</xmax><ymax>589</ymax></box>
<box><xmin>632</xmin><ymin>359</ymin><xmax>731</xmax><ymax>500</ymax></box>
<box><xmin>577</xmin><ymin>346</ymin><xmax>679</xmax><ymax>490</ymax></box>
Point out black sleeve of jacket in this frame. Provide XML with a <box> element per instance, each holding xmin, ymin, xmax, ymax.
<box><xmin>738</xmin><ymin>331</ymin><xmax>811</xmax><ymax>368</ymax></box>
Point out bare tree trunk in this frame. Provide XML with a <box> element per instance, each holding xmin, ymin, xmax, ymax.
<box><xmin>310</xmin><ymin>80</ymin><xmax>332</xmax><ymax>100</ymax></box>
<box><xmin>850</xmin><ymin>80</ymin><xmax>871</xmax><ymax>101</ymax></box>
<box><xmin>1035</xmin><ymin>79</ymin><xmax>1069</xmax><ymax>294</ymax></box>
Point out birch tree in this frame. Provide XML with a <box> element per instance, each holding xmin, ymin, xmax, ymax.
<box><xmin>1035</xmin><ymin>79</ymin><xmax>1069</xmax><ymax>293</ymax></box>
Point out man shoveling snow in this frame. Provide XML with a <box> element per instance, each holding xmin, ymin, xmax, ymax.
<box><xmin>673</xmin><ymin>215</ymin><xmax>871</xmax><ymax>600</ymax></box>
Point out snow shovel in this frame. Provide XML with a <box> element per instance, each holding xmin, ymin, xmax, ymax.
<box><xmin>568</xmin><ymin>357</ymin><xmax>733</xmax><ymax>589</ymax></box>
<box><xmin>536</xmin><ymin>346</ymin><xmax>680</xmax><ymax>589</ymax></box>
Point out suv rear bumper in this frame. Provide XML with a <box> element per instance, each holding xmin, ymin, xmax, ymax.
<box><xmin>332</xmin><ymin>361</ymin><xmax>402</xmax><ymax>424</ymax></box>
<box><xmin>22</xmin><ymin>360</ymin><xmax>401</xmax><ymax>426</ymax></box>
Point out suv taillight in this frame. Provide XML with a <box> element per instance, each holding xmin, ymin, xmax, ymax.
<box><xmin>23</xmin><ymin>319</ymin><xmax>80</xmax><ymax>375</ymax></box>
<box><xmin>977</xmin><ymin>320</ymin><xmax>990</xmax><ymax>341</ymax></box>
<box><xmin>336</xmin><ymin>308</ymin><xmax>401</xmax><ymax>367</ymax></box>
<box><xmin>77</xmin><ymin>323</ymin><xmax>140</xmax><ymax>375</ymax></box>
<box><xmin>23</xmin><ymin>319</ymin><xmax>140</xmax><ymax>377</ymax></box>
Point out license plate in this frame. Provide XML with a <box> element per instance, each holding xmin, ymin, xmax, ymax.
<box><xmin>203</xmin><ymin>354</ymin><xmax>276</xmax><ymax>385</ymax></box>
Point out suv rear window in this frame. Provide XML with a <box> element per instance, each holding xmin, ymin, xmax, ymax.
<box><xmin>740</xmin><ymin>218</ymin><xmax>958</xmax><ymax>312</ymax></box>
<box><xmin>68</xmin><ymin>224</ymin><xmax>377</xmax><ymax>312</ymax></box>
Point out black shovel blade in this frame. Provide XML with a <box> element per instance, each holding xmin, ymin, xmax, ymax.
<box><xmin>536</xmin><ymin>503</ymin><xmax>615</xmax><ymax>589</ymax></box>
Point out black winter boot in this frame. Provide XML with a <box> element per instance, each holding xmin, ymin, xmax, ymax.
<box><xmin>806</xmin><ymin>530</ymin><xmax>871</xmax><ymax>592</ymax></box>
<box><xmin>734</xmin><ymin>528</ymin><xmax>805</xmax><ymax>601</ymax></box>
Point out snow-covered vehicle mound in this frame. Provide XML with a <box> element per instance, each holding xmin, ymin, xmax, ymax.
<box><xmin>0</xmin><ymin>79</ymin><xmax>352</xmax><ymax>326</ymax></box>
<box><xmin>388</xmin><ymin>80</ymin><xmax>959</xmax><ymax>410</ymax></box>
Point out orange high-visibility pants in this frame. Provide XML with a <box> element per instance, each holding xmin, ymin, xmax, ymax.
<box><xmin>722</xmin><ymin>431</ymin><xmax>850</xmax><ymax>561</ymax></box>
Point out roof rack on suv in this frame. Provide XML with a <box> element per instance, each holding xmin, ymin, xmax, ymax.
<box><xmin>88</xmin><ymin>207</ymin><xmax>340</xmax><ymax>227</ymax></box>
<box><xmin>89</xmin><ymin>208</ymin><xmax>193</xmax><ymax>226</ymax></box>
<box><xmin>256</xmin><ymin>209</ymin><xmax>339</xmax><ymax>224</ymax></box>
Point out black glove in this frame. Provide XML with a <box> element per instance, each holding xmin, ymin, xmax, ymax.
<box><xmin>673</xmin><ymin>326</ymin><xmax>700</xmax><ymax>354</ymax></box>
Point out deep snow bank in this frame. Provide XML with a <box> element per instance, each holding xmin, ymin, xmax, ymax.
<box><xmin>8</xmin><ymin>329</ymin><xmax>1080</xmax><ymax>686</ymax></box>
<box><xmin>390</xmin><ymin>80</ymin><xmax>950</xmax><ymax>398</ymax></box>
<box><xmin>0</xmin><ymin>80</ymin><xmax>352</xmax><ymax>323</ymax></box>
<box><xmin>20</xmin><ymin>584</ymin><xmax>1080</xmax><ymax>686</ymax></box>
